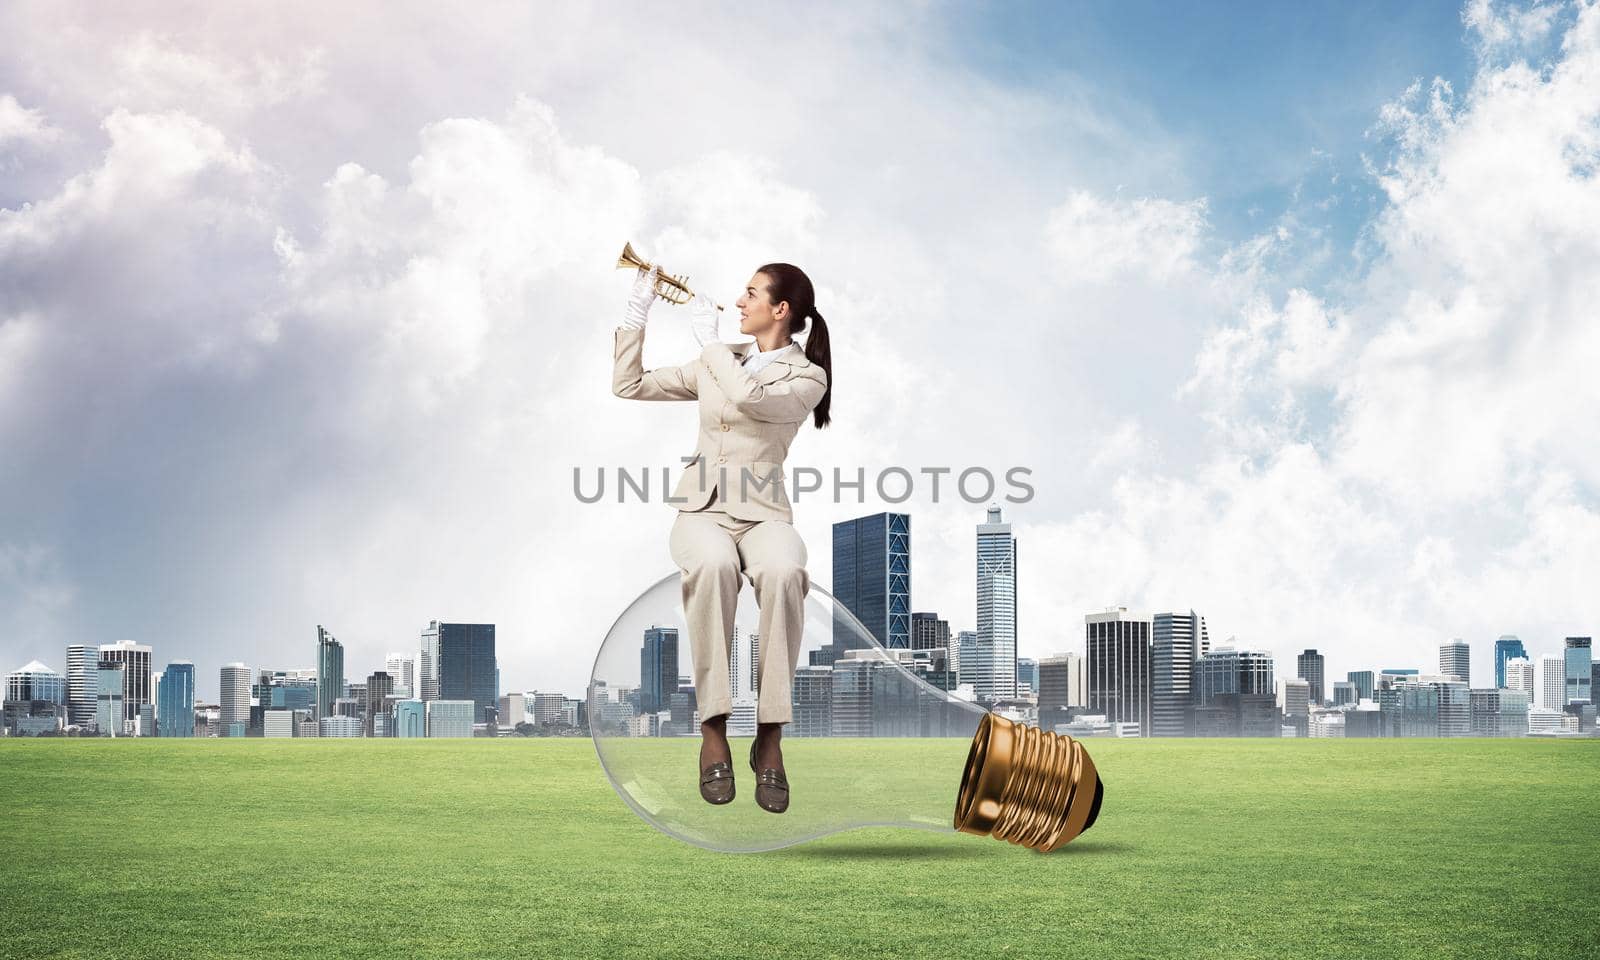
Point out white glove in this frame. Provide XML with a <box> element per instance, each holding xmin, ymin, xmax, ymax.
<box><xmin>688</xmin><ymin>292</ymin><xmax>720</xmax><ymax>347</ymax></box>
<box><xmin>620</xmin><ymin>264</ymin><xmax>659</xmax><ymax>330</ymax></box>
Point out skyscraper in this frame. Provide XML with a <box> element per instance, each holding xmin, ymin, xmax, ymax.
<box><xmin>220</xmin><ymin>662</ymin><xmax>251</xmax><ymax>737</ymax></box>
<box><xmin>98</xmin><ymin>640</ymin><xmax>152</xmax><ymax>734</ymax></box>
<box><xmin>828</xmin><ymin>656</ymin><xmax>874</xmax><ymax>737</ymax></box>
<box><xmin>95</xmin><ymin>662</ymin><xmax>125</xmax><ymax>735</ymax></box>
<box><xmin>1385</xmin><ymin>676</ymin><xmax>1470</xmax><ymax>737</ymax></box>
<box><xmin>1439</xmin><ymin>639</ymin><xmax>1470</xmax><ymax>684</ymax></box>
<box><xmin>1196</xmin><ymin>647</ymin><xmax>1276</xmax><ymax>701</ymax></box>
<box><xmin>1347</xmin><ymin>670</ymin><xmax>1375</xmax><ymax>701</ymax></box>
<box><xmin>4</xmin><ymin>660</ymin><xmax>66</xmax><ymax>705</ymax></box>
<box><xmin>156</xmin><ymin>661</ymin><xmax>194</xmax><ymax>737</ymax></box>
<box><xmin>1280</xmin><ymin>678</ymin><xmax>1311</xmax><ymax>718</ymax></box>
<box><xmin>385</xmin><ymin>653</ymin><xmax>416</xmax><ymax>699</ymax></box>
<box><xmin>640</xmin><ymin>626</ymin><xmax>679</xmax><ymax>715</ymax></box>
<box><xmin>531</xmin><ymin>692</ymin><xmax>565</xmax><ymax>725</ymax></box>
<box><xmin>420</xmin><ymin>621</ymin><xmax>440</xmax><ymax>701</ymax></box>
<box><xmin>429</xmin><ymin>621</ymin><xmax>497</xmax><ymax>724</ymax></box>
<box><xmin>1296</xmin><ymin>649</ymin><xmax>1325</xmax><ymax>706</ymax></box>
<box><xmin>425</xmin><ymin>700</ymin><xmax>475</xmax><ymax>737</ymax></box>
<box><xmin>142</xmin><ymin>680</ymin><xmax>158</xmax><ymax>737</ymax></box>
<box><xmin>1565</xmin><ymin>637</ymin><xmax>1593</xmax><ymax>705</ymax></box>
<box><xmin>395</xmin><ymin>699</ymin><xmax>425</xmax><ymax>737</ymax></box>
<box><xmin>910</xmin><ymin>612</ymin><xmax>951</xmax><ymax>653</ymax></box>
<box><xmin>749</xmin><ymin>632</ymin><xmax>761</xmax><ymax>695</ymax></box>
<box><xmin>1038</xmin><ymin>652</ymin><xmax>1085</xmax><ymax>730</ymax></box>
<box><xmin>3</xmin><ymin>660</ymin><xmax>68</xmax><ymax>735</ymax></box>
<box><xmin>955</xmin><ymin>631</ymin><xmax>978</xmax><ymax>687</ymax></box>
<box><xmin>1538</xmin><ymin>655</ymin><xmax>1566</xmax><ymax>711</ymax></box>
<box><xmin>1016</xmin><ymin>657</ymin><xmax>1039</xmax><ymax>695</ymax></box>
<box><xmin>1152</xmin><ymin>610</ymin><xmax>1208</xmax><ymax>737</ymax></box>
<box><xmin>1470</xmin><ymin>687</ymin><xmax>1530</xmax><ymax>737</ymax></box>
<box><xmin>365</xmin><ymin>671</ymin><xmax>394</xmax><ymax>736</ymax></box>
<box><xmin>316</xmin><ymin>625</ymin><xmax>344</xmax><ymax>721</ymax></box>
<box><xmin>263</xmin><ymin>710</ymin><xmax>296</xmax><ymax>738</ymax></box>
<box><xmin>1494</xmin><ymin>636</ymin><xmax>1527</xmax><ymax>689</ymax></box>
<box><xmin>1387</xmin><ymin>679</ymin><xmax>1441</xmax><ymax>737</ymax></box>
<box><xmin>790</xmin><ymin>665</ymin><xmax>833</xmax><ymax>737</ymax></box>
<box><xmin>1086</xmin><ymin>608</ymin><xmax>1152</xmax><ymax>735</ymax></box>
<box><xmin>1194</xmin><ymin>645</ymin><xmax>1277</xmax><ymax>737</ymax></box>
<box><xmin>499</xmin><ymin>692</ymin><xmax>526</xmax><ymax>728</ymax></box>
<box><xmin>975</xmin><ymin>506</ymin><xmax>1018</xmax><ymax>700</ymax></box>
<box><xmin>257</xmin><ymin>671</ymin><xmax>317</xmax><ymax>713</ymax></box>
<box><xmin>1505</xmin><ymin>657</ymin><xmax>1535</xmax><ymax>697</ymax></box>
<box><xmin>65</xmin><ymin>644</ymin><xmax>99</xmax><ymax>728</ymax></box>
<box><xmin>830</xmin><ymin>511</ymin><xmax>911</xmax><ymax>651</ymax></box>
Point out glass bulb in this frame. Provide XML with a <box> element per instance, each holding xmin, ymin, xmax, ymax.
<box><xmin>590</xmin><ymin>571</ymin><xmax>1104</xmax><ymax>853</ymax></box>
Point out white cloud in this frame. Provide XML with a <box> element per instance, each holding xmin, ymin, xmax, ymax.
<box><xmin>1463</xmin><ymin>0</ymin><xmax>1563</xmax><ymax>63</ymax></box>
<box><xmin>105</xmin><ymin>28</ymin><xmax>327</xmax><ymax>121</ymax></box>
<box><xmin>0</xmin><ymin>94</ymin><xmax>62</xmax><ymax>150</ymax></box>
<box><xmin>1086</xmin><ymin>419</ymin><xmax>1154</xmax><ymax>474</ymax></box>
<box><xmin>1044</xmin><ymin>188</ymin><xmax>1210</xmax><ymax>285</ymax></box>
<box><xmin>0</xmin><ymin>105</ymin><xmax>279</xmax><ymax>402</ymax></box>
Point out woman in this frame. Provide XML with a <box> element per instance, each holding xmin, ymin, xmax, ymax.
<box><xmin>611</xmin><ymin>260</ymin><xmax>832</xmax><ymax>814</ymax></box>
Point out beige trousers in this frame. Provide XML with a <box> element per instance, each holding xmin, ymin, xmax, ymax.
<box><xmin>669</xmin><ymin>505</ymin><xmax>810</xmax><ymax>725</ymax></box>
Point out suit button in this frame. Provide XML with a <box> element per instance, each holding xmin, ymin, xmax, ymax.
<box><xmin>718</xmin><ymin>456</ymin><xmax>726</xmax><ymax>464</ymax></box>
<box><xmin>720</xmin><ymin>423</ymin><xmax>730</xmax><ymax>431</ymax></box>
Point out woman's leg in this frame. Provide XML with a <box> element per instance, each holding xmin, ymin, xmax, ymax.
<box><xmin>669</xmin><ymin>509</ymin><xmax>741</xmax><ymax>768</ymax></box>
<box><xmin>736</xmin><ymin>519</ymin><xmax>809</xmax><ymax>770</ymax></box>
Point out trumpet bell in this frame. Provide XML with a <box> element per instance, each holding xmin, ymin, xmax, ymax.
<box><xmin>615</xmin><ymin>241</ymin><xmax>647</xmax><ymax>272</ymax></box>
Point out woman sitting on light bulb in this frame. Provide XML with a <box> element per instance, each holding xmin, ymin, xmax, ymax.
<box><xmin>612</xmin><ymin>259</ymin><xmax>833</xmax><ymax>814</ymax></box>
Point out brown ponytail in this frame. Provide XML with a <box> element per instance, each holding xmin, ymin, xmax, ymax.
<box><xmin>756</xmin><ymin>262</ymin><xmax>833</xmax><ymax>429</ymax></box>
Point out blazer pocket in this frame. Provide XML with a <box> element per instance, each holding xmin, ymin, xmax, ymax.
<box><xmin>747</xmin><ymin>460</ymin><xmax>790</xmax><ymax>507</ymax></box>
<box><xmin>748</xmin><ymin>461</ymin><xmax>785</xmax><ymax>486</ymax></box>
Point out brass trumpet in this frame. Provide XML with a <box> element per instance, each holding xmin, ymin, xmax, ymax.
<box><xmin>616</xmin><ymin>241</ymin><xmax>724</xmax><ymax>311</ymax></box>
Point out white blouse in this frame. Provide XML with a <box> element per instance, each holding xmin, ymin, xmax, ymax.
<box><xmin>740</xmin><ymin>340</ymin><xmax>794</xmax><ymax>377</ymax></box>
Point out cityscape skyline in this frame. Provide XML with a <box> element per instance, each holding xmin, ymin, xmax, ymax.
<box><xmin>4</xmin><ymin>502</ymin><xmax>1597</xmax><ymax>710</ymax></box>
<box><xmin>5</xmin><ymin>503</ymin><xmax>1596</xmax><ymax>739</ymax></box>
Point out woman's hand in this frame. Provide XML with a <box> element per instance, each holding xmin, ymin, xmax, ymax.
<box><xmin>688</xmin><ymin>292</ymin><xmax>720</xmax><ymax>347</ymax></box>
<box><xmin>620</xmin><ymin>264</ymin><xmax>659</xmax><ymax>330</ymax></box>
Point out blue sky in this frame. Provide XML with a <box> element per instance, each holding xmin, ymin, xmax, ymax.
<box><xmin>943</xmin><ymin>1</ymin><xmax>1481</xmax><ymax>289</ymax></box>
<box><xmin>949</xmin><ymin>1</ymin><xmax>1476</xmax><ymax>193</ymax></box>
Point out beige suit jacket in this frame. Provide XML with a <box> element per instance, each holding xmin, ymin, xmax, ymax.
<box><xmin>612</xmin><ymin>325</ymin><xmax>828</xmax><ymax>523</ymax></box>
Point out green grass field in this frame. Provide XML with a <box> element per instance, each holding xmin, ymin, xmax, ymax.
<box><xmin>2</xmin><ymin>737</ymin><xmax>1596</xmax><ymax>960</ymax></box>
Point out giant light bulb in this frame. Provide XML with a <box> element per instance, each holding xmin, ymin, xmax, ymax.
<box><xmin>590</xmin><ymin>572</ymin><xmax>1104</xmax><ymax>853</ymax></box>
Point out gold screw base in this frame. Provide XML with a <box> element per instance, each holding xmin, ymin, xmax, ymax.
<box><xmin>953</xmin><ymin>712</ymin><xmax>1104</xmax><ymax>852</ymax></box>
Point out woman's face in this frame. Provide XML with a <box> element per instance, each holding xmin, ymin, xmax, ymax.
<box><xmin>735</xmin><ymin>272</ymin><xmax>786</xmax><ymax>337</ymax></box>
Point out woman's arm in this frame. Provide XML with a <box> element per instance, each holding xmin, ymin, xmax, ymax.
<box><xmin>698</xmin><ymin>341</ymin><xmax>825</xmax><ymax>422</ymax></box>
<box><xmin>612</xmin><ymin>326</ymin><xmax>699</xmax><ymax>401</ymax></box>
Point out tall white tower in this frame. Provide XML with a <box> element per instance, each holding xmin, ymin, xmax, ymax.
<box><xmin>1439</xmin><ymin>639</ymin><xmax>1470</xmax><ymax>684</ymax></box>
<box><xmin>975</xmin><ymin>505</ymin><xmax>1018</xmax><ymax>701</ymax></box>
<box><xmin>219</xmin><ymin>662</ymin><xmax>252</xmax><ymax>734</ymax></box>
<box><xmin>1505</xmin><ymin>657</ymin><xmax>1534</xmax><ymax>697</ymax></box>
<box><xmin>1539</xmin><ymin>655</ymin><xmax>1566</xmax><ymax>711</ymax></box>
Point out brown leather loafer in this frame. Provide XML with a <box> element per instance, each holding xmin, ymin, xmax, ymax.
<box><xmin>748</xmin><ymin>740</ymin><xmax>789</xmax><ymax>814</ymax></box>
<box><xmin>699</xmin><ymin>760</ymin><xmax>735</xmax><ymax>805</ymax></box>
